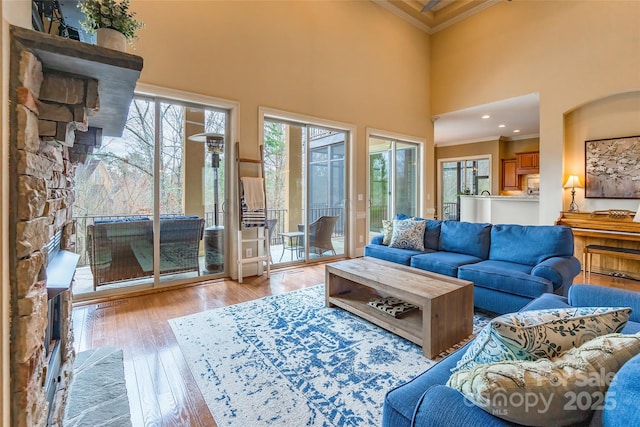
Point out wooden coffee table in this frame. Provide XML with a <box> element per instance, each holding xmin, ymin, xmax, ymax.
<box><xmin>325</xmin><ymin>257</ymin><xmax>474</xmax><ymax>358</ymax></box>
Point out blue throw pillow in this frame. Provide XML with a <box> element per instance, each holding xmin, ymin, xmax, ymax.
<box><xmin>422</xmin><ymin>219</ymin><xmax>441</xmax><ymax>251</ymax></box>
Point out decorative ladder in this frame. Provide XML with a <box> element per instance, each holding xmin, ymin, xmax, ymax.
<box><xmin>236</xmin><ymin>142</ymin><xmax>271</xmax><ymax>283</ymax></box>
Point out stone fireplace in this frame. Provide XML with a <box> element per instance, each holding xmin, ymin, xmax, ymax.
<box><xmin>8</xmin><ymin>27</ymin><xmax>142</xmax><ymax>427</ymax></box>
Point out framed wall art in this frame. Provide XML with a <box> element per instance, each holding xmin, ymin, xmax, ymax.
<box><xmin>585</xmin><ymin>135</ymin><xmax>640</xmax><ymax>199</ymax></box>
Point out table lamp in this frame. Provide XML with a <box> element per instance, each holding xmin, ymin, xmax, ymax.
<box><xmin>563</xmin><ymin>175</ymin><xmax>583</xmax><ymax>212</ymax></box>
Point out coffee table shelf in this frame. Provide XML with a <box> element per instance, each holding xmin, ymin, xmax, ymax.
<box><xmin>326</xmin><ymin>257</ymin><xmax>473</xmax><ymax>358</ymax></box>
<box><xmin>328</xmin><ymin>286</ymin><xmax>423</xmax><ymax>345</ymax></box>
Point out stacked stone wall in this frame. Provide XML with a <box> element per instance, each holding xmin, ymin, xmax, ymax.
<box><xmin>10</xmin><ymin>48</ymin><xmax>101</xmax><ymax>427</ymax></box>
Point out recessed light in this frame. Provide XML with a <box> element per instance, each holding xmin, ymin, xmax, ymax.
<box><xmin>513</xmin><ymin>129</ymin><xmax>521</xmax><ymax>133</ymax></box>
<box><xmin>482</xmin><ymin>115</ymin><xmax>490</xmax><ymax>119</ymax></box>
<box><xmin>498</xmin><ymin>124</ymin><xmax>506</xmax><ymax>128</ymax></box>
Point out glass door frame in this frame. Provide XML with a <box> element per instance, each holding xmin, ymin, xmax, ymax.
<box><xmin>73</xmin><ymin>84</ymin><xmax>240</xmax><ymax>301</ymax></box>
<box><xmin>366</xmin><ymin>128</ymin><xmax>425</xmax><ymax>242</ymax></box>
<box><xmin>437</xmin><ymin>154</ymin><xmax>492</xmax><ymax>221</ymax></box>
<box><xmin>259</xmin><ymin>107</ymin><xmax>356</xmax><ymax>261</ymax></box>
<box><xmin>137</xmin><ymin>84</ymin><xmax>240</xmax><ymax>287</ymax></box>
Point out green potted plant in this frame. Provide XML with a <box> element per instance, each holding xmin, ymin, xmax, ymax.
<box><xmin>77</xmin><ymin>0</ymin><xmax>144</xmax><ymax>50</ymax></box>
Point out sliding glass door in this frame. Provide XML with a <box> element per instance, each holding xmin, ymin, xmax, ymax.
<box><xmin>73</xmin><ymin>96</ymin><xmax>230</xmax><ymax>298</ymax></box>
<box><xmin>368</xmin><ymin>136</ymin><xmax>420</xmax><ymax>238</ymax></box>
<box><xmin>264</xmin><ymin>118</ymin><xmax>347</xmax><ymax>265</ymax></box>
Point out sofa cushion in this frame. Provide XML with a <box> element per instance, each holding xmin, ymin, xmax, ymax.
<box><xmin>159</xmin><ymin>217</ymin><xmax>204</xmax><ymax>243</ymax></box>
<box><xmin>364</xmin><ymin>244</ymin><xmax>429</xmax><ymax>266</ymax></box>
<box><xmin>569</xmin><ymin>284</ymin><xmax>640</xmax><ymax>324</ymax></box>
<box><xmin>439</xmin><ymin>221</ymin><xmax>492</xmax><ymax>259</ymax></box>
<box><xmin>389</xmin><ymin>218</ymin><xmax>426</xmax><ymax>251</ymax></box>
<box><xmin>410</xmin><ymin>251</ymin><xmax>483</xmax><ymax>277</ymax></box>
<box><xmin>458</xmin><ymin>260</ymin><xmax>553</xmax><ymax>299</ymax></box>
<box><xmin>92</xmin><ymin>219</ymin><xmax>153</xmax><ymax>239</ymax></box>
<box><xmin>448</xmin><ymin>333</ymin><xmax>640</xmax><ymax>427</ymax></box>
<box><xmin>453</xmin><ymin>307</ymin><xmax>631</xmax><ymax>372</ymax></box>
<box><xmin>489</xmin><ymin>224</ymin><xmax>574</xmax><ymax>265</ymax></box>
<box><xmin>370</xmin><ymin>234</ymin><xmax>384</xmax><ymax>245</ymax></box>
<box><xmin>93</xmin><ymin>216</ymin><xmax>150</xmax><ymax>224</ymax></box>
<box><xmin>603</xmin><ymin>353</ymin><xmax>640</xmax><ymax>426</ymax></box>
<box><xmin>383</xmin><ymin>341</ymin><xmax>470</xmax><ymax>427</ymax></box>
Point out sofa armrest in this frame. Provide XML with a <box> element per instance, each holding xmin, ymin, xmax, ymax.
<box><xmin>370</xmin><ymin>234</ymin><xmax>384</xmax><ymax>245</ymax></box>
<box><xmin>569</xmin><ymin>284</ymin><xmax>640</xmax><ymax>323</ymax></box>
<box><xmin>412</xmin><ymin>385</ymin><xmax>518</xmax><ymax>427</ymax></box>
<box><xmin>531</xmin><ymin>256</ymin><xmax>581</xmax><ymax>290</ymax></box>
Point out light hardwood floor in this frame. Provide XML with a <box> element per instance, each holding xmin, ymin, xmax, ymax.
<box><xmin>71</xmin><ymin>263</ymin><xmax>639</xmax><ymax>427</ymax></box>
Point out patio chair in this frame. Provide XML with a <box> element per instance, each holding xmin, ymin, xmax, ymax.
<box><xmin>266</xmin><ymin>218</ymin><xmax>277</xmax><ymax>262</ymax></box>
<box><xmin>307</xmin><ymin>215</ymin><xmax>339</xmax><ymax>256</ymax></box>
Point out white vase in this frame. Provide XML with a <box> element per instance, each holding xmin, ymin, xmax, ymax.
<box><xmin>96</xmin><ymin>28</ymin><xmax>126</xmax><ymax>52</ymax></box>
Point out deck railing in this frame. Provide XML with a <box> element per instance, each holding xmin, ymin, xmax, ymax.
<box><xmin>442</xmin><ymin>202</ymin><xmax>459</xmax><ymax>221</ymax></box>
<box><xmin>74</xmin><ymin>206</ymin><xmax>346</xmax><ymax>265</ymax></box>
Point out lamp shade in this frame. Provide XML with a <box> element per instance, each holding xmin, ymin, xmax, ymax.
<box><xmin>188</xmin><ymin>132</ymin><xmax>224</xmax><ymax>143</ymax></box>
<box><xmin>188</xmin><ymin>132</ymin><xmax>224</xmax><ymax>152</ymax></box>
<box><xmin>634</xmin><ymin>202</ymin><xmax>640</xmax><ymax>222</ymax></box>
<box><xmin>563</xmin><ymin>175</ymin><xmax>583</xmax><ymax>189</ymax></box>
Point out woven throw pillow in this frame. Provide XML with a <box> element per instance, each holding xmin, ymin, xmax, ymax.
<box><xmin>381</xmin><ymin>219</ymin><xmax>394</xmax><ymax>246</ymax></box>
<box><xmin>389</xmin><ymin>218</ymin><xmax>425</xmax><ymax>251</ymax></box>
<box><xmin>453</xmin><ymin>307</ymin><xmax>631</xmax><ymax>372</ymax></box>
<box><xmin>447</xmin><ymin>332</ymin><xmax>640</xmax><ymax>426</ymax></box>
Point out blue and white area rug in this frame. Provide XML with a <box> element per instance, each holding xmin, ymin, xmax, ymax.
<box><xmin>169</xmin><ymin>285</ymin><xmax>492</xmax><ymax>426</ymax></box>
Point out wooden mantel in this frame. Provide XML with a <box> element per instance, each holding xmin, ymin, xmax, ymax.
<box><xmin>10</xmin><ymin>25</ymin><xmax>143</xmax><ymax>137</ymax></box>
<box><xmin>556</xmin><ymin>211</ymin><xmax>640</xmax><ymax>279</ymax></box>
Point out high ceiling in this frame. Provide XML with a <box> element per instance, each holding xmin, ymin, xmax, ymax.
<box><xmin>374</xmin><ymin>0</ymin><xmax>500</xmax><ymax>34</ymax></box>
<box><xmin>373</xmin><ymin>1</ymin><xmax>538</xmax><ymax>146</ymax></box>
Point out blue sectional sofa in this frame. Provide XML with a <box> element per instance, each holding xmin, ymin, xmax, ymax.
<box><xmin>364</xmin><ymin>218</ymin><xmax>582</xmax><ymax>314</ymax></box>
<box><xmin>382</xmin><ymin>284</ymin><xmax>640</xmax><ymax>427</ymax></box>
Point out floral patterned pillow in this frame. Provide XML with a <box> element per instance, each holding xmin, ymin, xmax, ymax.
<box><xmin>452</xmin><ymin>307</ymin><xmax>631</xmax><ymax>372</ymax></box>
<box><xmin>448</xmin><ymin>333</ymin><xmax>640</xmax><ymax>426</ymax></box>
<box><xmin>389</xmin><ymin>218</ymin><xmax>425</xmax><ymax>251</ymax></box>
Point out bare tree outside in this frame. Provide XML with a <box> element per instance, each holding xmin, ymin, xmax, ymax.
<box><xmin>264</xmin><ymin>121</ymin><xmax>287</xmax><ymax>210</ymax></box>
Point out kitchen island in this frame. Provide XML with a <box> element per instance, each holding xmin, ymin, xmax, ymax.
<box><xmin>459</xmin><ymin>195</ymin><xmax>539</xmax><ymax>225</ymax></box>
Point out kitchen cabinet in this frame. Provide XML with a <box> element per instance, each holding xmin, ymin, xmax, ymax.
<box><xmin>516</xmin><ymin>151</ymin><xmax>539</xmax><ymax>174</ymax></box>
<box><xmin>502</xmin><ymin>159</ymin><xmax>520</xmax><ymax>190</ymax></box>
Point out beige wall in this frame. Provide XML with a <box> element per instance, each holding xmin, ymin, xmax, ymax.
<box><xmin>565</xmin><ymin>91</ymin><xmax>640</xmax><ymax>212</ymax></box>
<box><xmin>131</xmin><ymin>0</ymin><xmax>432</xmax><ymax>249</ymax></box>
<box><xmin>502</xmin><ymin>137</ymin><xmax>539</xmax><ymax>160</ymax></box>
<box><xmin>431</xmin><ymin>0</ymin><xmax>640</xmax><ymax>223</ymax></box>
